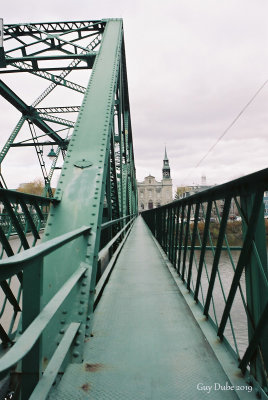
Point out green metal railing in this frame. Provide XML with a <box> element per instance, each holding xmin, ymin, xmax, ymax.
<box><xmin>0</xmin><ymin>225</ymin><xmax>90</xmax><ymax>399</ymax></box>
<box><xmin>0</xmin><ymin>189</ymin><xmax>56</xmax><ymax>349</ymax></box>
<box><xmin>142</xmin><ymin>168</ymin><xmax>268</xmax><ymax>398</ymax></box>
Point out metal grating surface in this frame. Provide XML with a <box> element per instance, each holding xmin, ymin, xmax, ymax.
<box><xmin>49</xmin><ymin>216</ymin><xmax>239</xmax><ymax>399</ymax></box>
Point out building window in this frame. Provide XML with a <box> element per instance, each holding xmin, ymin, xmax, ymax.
<box><xmin>148</xmin><ymin>201</ymin><xmax>153</xmax><ymax>209</ymax></box>
<box><xmin>149</xmin><ymin>179</ymin><xmax>151</xmax><ymax>184</ymax></box>
<box><xmin>141</xmin><ymin>203</ymin><xmax>144</xmax><ymax>210</ymax></box>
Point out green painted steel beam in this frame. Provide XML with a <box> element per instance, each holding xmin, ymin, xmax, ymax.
<box><xmin>5</xmin><ymin>53</ymin><xmax>96</xmax><ymax>65</ymax></box>
<box><xmin>204</xmin><ymin>196</ymin><xmax>231</xmax><ymax>316</ymax></box>
<box><xmin>31</xmin><ymin>35</ymin><xmax>101</xmax><ymax>107</ymax></box>
<box><xmin>0</xmin><ymin>265</ymin><xmax>87</xmax><ymax>374</ymax></box>
<box><xmin>28</xmin><ymin>322</ymin><xmax>80</xmax><ymax>400</ymax></box>
<box><xmin>39</xmin><ymin>19</ymin><xmax>138</xmax><ymax>368</ymax></box>
<box><xmin>0</xmin><ymin>79</ymin><xmax>65</xmax><ymax>144</ymax></box>
<box><xmin>36</xmin><ymin>106</ymin><xmax>80</xmax><ymax>113</ymax></box>
<box><xmin>37</xmin><ymin>113</ymin><xmax>75</xmax><ymax>128</ymax></box>
<box><xmin>5</xmin><ymin>28</ymin><xmax>99</xmax><ymax>58</ymax></box>
<box><xmin>4</xmin><ymin>20</ymin><xmax>105</xmax><ymax>36</ymax></box>
<box><xmin>0</xmin><ymin>116</ymin><xmax>26</xmax><ymax>164</ymax></box>
<box><xmin>0</xmin><ymin>66</ymin><xmax>92</xmax><ymax>73</ymax></box>
<box><xmin>0</xmin><ymin>187</ymin><xmax>55</xmax><ymax>207</ymax></box>
<box><xmin>5</xmin><ymin>56</ymin><xmax>86</xmax><ymax>93</ymax></box>
<box><xmin>0</xmin><ymin>226</ymin><xmax>90</xmax><ymax>281</ymax></box>
<box><xmin>10</xmin><ymin>141</ymin><xmax>68</xmax><ymax>147</ymax></box>
<box><xmin>27</xmin><ymin>24</ymin><xmax>98</xmax><ymax>54</ymax></box>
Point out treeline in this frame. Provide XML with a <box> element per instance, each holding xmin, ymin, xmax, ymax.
<box><xmin>189</xmin><ymin>220</ymin><xmax>268</xmax><ymax>246</ymax></box>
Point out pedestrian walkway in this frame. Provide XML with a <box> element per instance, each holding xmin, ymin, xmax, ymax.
<box><xmin>49</xmin><ymin>216</ymin><xmax>239</xmax><ymax>399</ymax></box>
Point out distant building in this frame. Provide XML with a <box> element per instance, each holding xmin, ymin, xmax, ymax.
<box><xmin>137</xmin><ymin>148</ymin><xmax>173</xmax><ymax>212</ymax></box>
<box><xmin>176</xmin><ymin>182</ymin><xmax>211</xmax><ymax>199</ymax></box>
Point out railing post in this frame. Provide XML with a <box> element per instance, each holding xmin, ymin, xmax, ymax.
<box><xmin>21</xmin><ymin>257</ymin><xmax>43</xmax><ymax>400</ymax></box>
<box><xmin>241</xmin><ymin>192</ymin><xmax>268</xmax><ymax>386</ymax></box>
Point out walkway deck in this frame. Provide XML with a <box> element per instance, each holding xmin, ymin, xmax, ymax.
<box><xmin>49</xmin><ymin>216</ymin><xmax>239</xmax><ymax>399</ymax></box>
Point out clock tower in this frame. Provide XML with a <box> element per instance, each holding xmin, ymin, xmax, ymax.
<box><xmin>137</xmin><ymin>147</ymin><xmax>173</xmax><ymax>212</ymax></box>
<box><xmin>162</xmin><ymin>147</ymin><xmax>171</xmax><ymax>179</ymax></box>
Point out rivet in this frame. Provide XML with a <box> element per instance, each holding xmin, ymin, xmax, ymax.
<box><xmin>60</xmin><ymin>329</ymin><xmax>65</xmax><ymax>334</ymax></box>
<box><xmin>73</xmin><ymin>351</ymin><xmax>80</xmax><ymax>358</ymax></box>
<box><xmin>75</xmin><ymin>341</ymin><xmax>81</xmax><ymax>346</ymax></box>
<box><xmin>79</xmin><ymin>309</ymin><xmax>84</xmax><ymax>315</ymax></box>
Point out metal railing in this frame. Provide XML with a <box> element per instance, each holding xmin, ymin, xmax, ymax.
<box><xmin>0</xmin><ymin>226</ymin><xmax>90</xmax><ymax>399</ymax></box>
<box><xmin>142</xmin><ymin>168</ymin><xmax>268</xmax><ymax>398</ymax></box>
<box><xmin>0</xmin><ymin>189</ymin><xmax>56</xmax><ymax>348</ymax></box>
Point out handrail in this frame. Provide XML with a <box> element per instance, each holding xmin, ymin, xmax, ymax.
<box><xmin>0</xmin><ymin>187</ymin><xmax>59</xmax><ymax>204</ymax></box>
<box><xmin>101</xmin><ymin>214</ymin><xmax>136</xmax><ymax>230</ymax></box>
<box><xmin>98</xmin><ymin>217</ymin><xmax>135</xmax><ymax>261</ymax></box>
<box><xmin>95</xmin><ymin>218</ymin><xmax>135</xmax><ymax>306</ymax></box>
<box><xmin>29</xmin><ymin>322</ymin><xmax>81</xmax><ymax>400</ymax></box>
<box><xmin>0</xmin><ymin>226</ymin><xmax>90</xmax><ymax>281</ymax></box>
<box><xmin>0</xmin><ymin>189</ymin><xmax>59</xmax><ymax>347</ymax></box>
<box><xmin>167</xmin><ymin>166</ymin><xmax>268</xmax><ymax>206</ymax></box>
<box><xmin>0</xmin><ymin>264</ymin><xmax>87</xmax><ymax>374</ymax></box>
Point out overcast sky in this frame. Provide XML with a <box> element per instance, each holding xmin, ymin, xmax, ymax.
<box><xmin>1</xmin><ymin>0</ymin><xmax>268</xmax><ymax>190</ymax></box>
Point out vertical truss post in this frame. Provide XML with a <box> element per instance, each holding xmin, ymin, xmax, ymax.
<box><xmin>182</xmin><ymin>204</ymin><xmax>191</xmax><ymax>281</ymax></box>
<box><xmin>240</xmin><ymin>191</ymin><xmax>268</xmax><ymax>386</ymax></box>
<box><xmin>177</xmin><ymin>204</ymin><xmax>185</xmax><ymax>275</ymax></box>
<box><xmin>21</xmin><ymin>257</ymin><xmax>43</xmax><ymax>399</ymax></box>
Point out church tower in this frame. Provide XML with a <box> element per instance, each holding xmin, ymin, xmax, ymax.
<box><xmin>136</xmin><ymin>147</ymin><xmax>173</xmax><ymax>212</ymax></box>
<box><xmin>162</xmin><ymin>146</ymin><xmax>171</xmax><ymax>179</ymax></box>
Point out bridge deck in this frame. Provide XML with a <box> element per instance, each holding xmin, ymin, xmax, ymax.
<box><xmin>49</xmin><ymin>216</ymin><xmax>238</xmax><ymax>399</ymax></box>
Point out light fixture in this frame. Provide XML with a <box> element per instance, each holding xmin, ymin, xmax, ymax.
<box><xmin>47</xmin><ymin>146</ymin><xmax>57</xmax><ymax>158</ymax></box>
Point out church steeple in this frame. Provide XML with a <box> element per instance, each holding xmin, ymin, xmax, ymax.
<box><xmin>162</xmin><ymin>146</ymin><xmax>171</xmax><ymax>179</ymax></box>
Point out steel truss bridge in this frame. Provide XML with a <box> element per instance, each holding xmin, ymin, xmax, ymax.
<box><xmin>0</xmin><ymin>18</ymin><xmax>267</xmax><ymax>400</ymax></box>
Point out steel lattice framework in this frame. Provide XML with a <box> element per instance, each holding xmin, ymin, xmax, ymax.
<box><xmin>0</xmin><ymin>19</ymin><xmax>137</xmax><ymax>399</ymax></box>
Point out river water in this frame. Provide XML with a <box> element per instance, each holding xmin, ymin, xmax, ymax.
<box><xmin>189</xmin><ymin>249</ymin><xmax>248</xmax><ymax>356</ymax></box>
